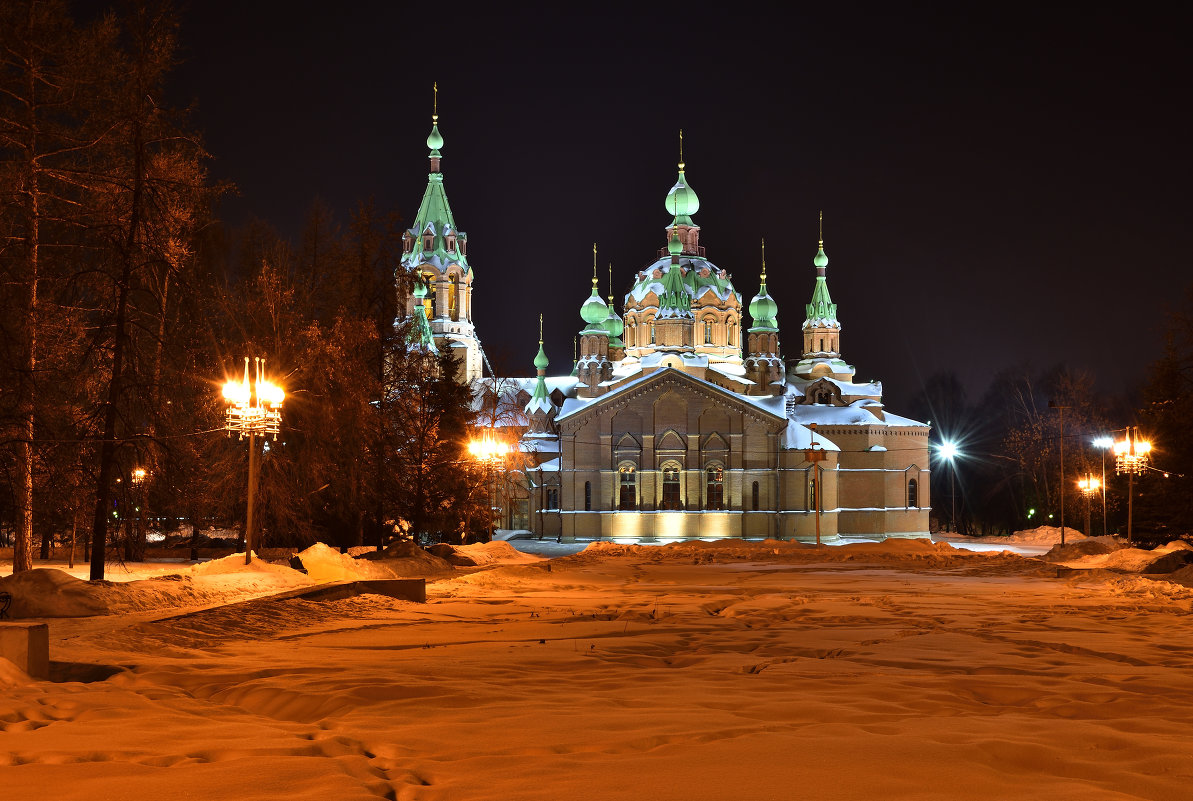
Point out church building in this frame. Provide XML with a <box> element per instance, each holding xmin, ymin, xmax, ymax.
<box><xmin>516</xmin><ymin>151</ymin><xmax>932</xmax><ymax>541</ymax></box>
<box><xmin>395</xmin><ymin>100</ymin><xmax>931</xmax><ymax>542</ymax></box>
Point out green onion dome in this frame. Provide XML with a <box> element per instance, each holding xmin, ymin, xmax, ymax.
<box><xmin>533</xmin><ymin>340</ymin><xmax>549</xmax><ymax>370</ymax></box>
<box><xmin>749</xmin><ymin>288</ymin><xmax>778</xmax><ymax>325</ymax></box>
<box><xmin>814</xmin><ymin>245</ymin><xmax>829</xmax><ymax>269</ymax></box>
<box><xmin>413</xmin><ymin>279</ymin><xmax>427</xmax><ymax>300</ymax></box>
<box><xmin>426</xmin><ymin>120</ymin><xmax>443</xmax><ymax>152</ymax></box>
<box><xmin>604</xmin><ymin>301</ymin><xmax>624</xmax><ymax>339</ymax></box>
<box><xmin>580</xmin><ymin>280</ymin><xmax>609</xmax><ymax>326</ymax></box>
<box><xmin>665</xmin><ymin>165</ymin><xmax>700</xmax><ymax>220</ymax></box>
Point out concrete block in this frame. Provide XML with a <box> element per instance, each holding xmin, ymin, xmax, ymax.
<box><xmin>0</xmin><ymin>623</ymin><xmax>49</xmax><ymax>680</ymax></box>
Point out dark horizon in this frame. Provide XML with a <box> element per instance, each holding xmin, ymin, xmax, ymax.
<box><xmin>166</xmin><ymin>3</ymin><xmax>1191</xmax><ymax>410</ymax></box>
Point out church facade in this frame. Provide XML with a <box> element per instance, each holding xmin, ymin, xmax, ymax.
<box><xmin>516</xmin><ymin>156</ymin><xmax>932</xmax><ymax>541</ymax></box>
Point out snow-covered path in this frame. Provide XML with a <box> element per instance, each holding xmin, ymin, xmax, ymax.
<box><xmin>3</xmin><ymin>542</ymin><xmax>1192</xmax><ymax>800</ymax></box>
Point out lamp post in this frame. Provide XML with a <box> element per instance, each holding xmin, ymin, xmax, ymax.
<box><xmin>1092</xmin><ymin>437</ymin><xmax>1112</xmax><ymax>536</ymax></box>
<box><xmin>1114</xmin><ymin>427</ymin><xmax>1151</xmax><ymax>543</ymax></box>
<box><xmin>131</xmin><ymin>467</ymin><xmax>148</xmax><ymax>559</ymax></box>
<box><xmin>938</xmin><ymin>441</ymin><xmax>959</xmax><ymax>534</ymax></box>
<box><xmin>1048</xmin><ymin>400</ymin><xmax>1070</xmax><ymax>545</ymax></box>
<box><xmin>1077</xmin><ymin>474</ymin><xmax>1100</xmax><ymax>540</ymax></box>
<box><xmin>223</xmin><ymin>357</ymin><xmax>284</xmax><ymax>565</ymax></box>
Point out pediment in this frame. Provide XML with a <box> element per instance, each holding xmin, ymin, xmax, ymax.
<box><xmin>615</xmin><ymin>432</ymin><xmax>642</xmax><ymax>450</ymax></box>
<box><xmin>656</xmin><ymin>429</ymin><xmax>686</xmax><ymax>451</ymax></box>
<box><xmin>703</xmin><ymin>432</ymin><xmax>730</xmax><ymax>451</ymax></box>
<box><xmin>557</xmin><ymin>367</ymin><xmax>788</xmax><ymax>435</ymax></box>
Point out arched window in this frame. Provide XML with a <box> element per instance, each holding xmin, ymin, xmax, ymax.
<box><xmin>704</xmin><ymin>320</ymin><xmax>713</xmax><ymax>344</ymax></box>
<box><xmin>728</xmin><ymin>325</ymin><xmax>735</xmax><ymax>346</ymax></box>
<box><xmin>809</xmin><ymin>473</ymin><xmax>818</xmax><ymax>511</ymax></box>
<box><xmin>706</xmin><ymin>465</ymin><xmax>724</xmax><ymax>510</ymax></box>
<box><xmin>545</xmin><ymin>488</ymin><xmax>559</xmax><ymax>510</ymax></box>
<box><xmin>650</xmin><ymin>323</ymin><xmax>656</xmax><ymax>345</ymax></box>
<box><xmin>584</xmin><ymin>481</ymin><xmax>592</xmax><ymax>512</ymax></box>
<box><xmin>448</xmin><ymin>275</ymin><xmax>458</xmax><ymax>320</ymax></box>
<box><xmin>661</xmin><ymin>463</ymin><xmax>681</xmax><ymax>510</ymax></box>
<box><xmin>908</xmin><ymin>478</ymin><xmax>919</xmax><ymax>508</ymax></box>
<box><xmin>752</xmin><ymin>481</ymin><xmax>760</xmax><ymax>511</ymax></box>
<box><xmin>618</xmin><ymin>464</ymin><xmax>637</xmax><ymax>510</ymax></box>
<box><xmin>423</xmin><ymin>235</ymin><xmax>433</xmax><ymax>251</ymax></box>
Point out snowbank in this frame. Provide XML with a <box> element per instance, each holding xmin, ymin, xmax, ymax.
<box><xmin>428</xmin><ymin>541</ymin><xmax>543</xmax><ymax>567</ymax></box>
<box><xmin>0</xmin><ymin>569</ymin><xmax>106</xmax><ymax>618</ymax></box>
<box><xmin>1058</xmin><ymin>540</ymin><xmax>1193</xmax><ymax>574</ymax></box>
<box><xmin>949</xmin><ymin>525</ymin><xmax>1088</xmax><ymax>546</ymax></box>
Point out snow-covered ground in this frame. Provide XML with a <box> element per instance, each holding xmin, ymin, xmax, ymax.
<box><xmin>2</xmin><ymin>538</ymin><xmax>1192</xmax><ymax>800</ymax></box>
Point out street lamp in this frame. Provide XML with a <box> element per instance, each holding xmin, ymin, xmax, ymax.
<box><xmin>468</xmin><ymin>429</ymin><xmax>509</xmax><ymax>543</ymax></box>
<box><xmin>223</xmin><ymin>357</ymin><xmax>284</xmax><ymax>564</ymax></box>
<box><xmin>1077</xmin><ymin>475</ymin><xmax>1100</xmax><ymax>540</ymax></box>
<box><xmin>938</xmin><ymin>441</ymin><xmax>959</xmax><ymax>534</ymax></box>
<box><xmin>1092</xmin><ymin>437</ymin><xmax>1113</xmax><ymax>536</ymax></box>
<box><xmin>131</xmin><ymin>467</ymin><xmax>148</xmax><ymax>558</ymax></box>
<box><xmin>1114</xmin><ymin>427</ymin><xmax>1150</xmax><ymax>543</ymax></box>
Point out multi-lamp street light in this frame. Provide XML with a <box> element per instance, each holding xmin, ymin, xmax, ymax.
<box><xmin>223</xmin><ymin>357</ymin><xmax>284</xmax><ymax>564</ymax></box>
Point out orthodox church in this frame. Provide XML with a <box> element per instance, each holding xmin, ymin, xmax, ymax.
<box><xmin>397</xmin><ymin>102</ymin><xmax>931</xmax><ymax>542</ymax></box>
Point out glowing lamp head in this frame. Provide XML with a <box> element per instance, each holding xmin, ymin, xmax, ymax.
<box><xmin>1092</xmin><ymin>436</ymin><xmax>1114</xmax><ymax>449</ymax></box>
<box><xmin>222</xmin><ymin>380</ymin><xmax>249</xmax><ymax>404</ymax></box>
<box><xmin>259</xmin><ymin>382</ymin><xmax>285</xmax><ymax>406</ymax></box>
<box><xmin>938</xmin><ymin>441</ymin><xmax>959</xmax><ymax>460</ymax></box>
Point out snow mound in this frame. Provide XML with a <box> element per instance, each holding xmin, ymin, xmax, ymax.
<box><xmin>296</xmin><ymin>543</ymin><xmax>393</xmax><ymax>582</ymax></box>
<box><xmin>559</xmin><ymin>538</ymin><xmax>995</xmax><ymax>568</ymax></box>
<box><xmin>1043</xmin><ymin>536</ymin><xmax>1125</xmax><ymax>562</ymax></box>
<box><xmin>189</xmin><ymin>552</ymin><xmax>298</xmax><ymax>577</ymax></box>
<box><xmin>354</xmin><ymin>540</ymin><xmax>454</xmax><ymax>576</ymax></box>
<box><xmin>1060</xmin><ymin>541</ymin><xmax>1193</xmax><ymax>574</ymax></box>
<box><xmin>0</xmin><ymin>568</ymin><xmax>106</xmax><ymax>617</ymax></box>
<box><xmin>958</xmin><ymin>526</ymin><xmax>1088</xmax><ymax>546</ymax></box>
<box><xmin>429</xmin><ymin>541</ymin><xmax>542</xmax><ymax>567</ymax></box>
<box><xmin>0</xmin><ymin>657</ymin><xmax>33</xmax><ymax>689</ymax></box>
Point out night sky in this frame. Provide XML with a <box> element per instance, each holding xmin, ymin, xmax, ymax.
<box><xmin>166</xmin><ymin>3</ymin><xmax>1191</xmax><ymax>409</ymax></box>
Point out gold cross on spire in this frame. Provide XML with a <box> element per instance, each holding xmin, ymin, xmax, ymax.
<box><xmin>679</xmin><ymin>128</ymin><xmax>685</xmax><ymax>169</ymax></box>
<box><xmin>818</xmin><ymin>210</ymin><xmax>824</xmax><ymax>248</ymax></box>
<box><xmin>539</xmin><ymin>313</ymin><xmax>543</xmax><ymax>343</ymax></box>
<box><xmin>761</xmin><ymin>237</ymin><xmax>767</xmax><ymax>281</ymax></box>
<box><xmin>592</xmin><ymin>243</ymin><xmax>598</xmax><ymax>286</ymax></box>
<box><xmin>432</xmin><ymin>81</ymin><xmax>438</xmax><ymax>122</ymax></box>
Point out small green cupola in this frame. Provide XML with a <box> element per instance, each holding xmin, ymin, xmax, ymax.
<box><xmin>427</xmin><ymin>81</ymin><xmax>444</xmax><ymax>170</ymax></box>
<box><xmin>805</xmin><ymin>223</ymin><xmax>837</xmax><ymax>328</ymax></box>
<box><xmin>664</xmin><ymin>130</ymin><xmax>700</xmax><ymax>226</ymax></box>
<box><xmin>526</xmin><ymin>314</ymin><xmax>555</xmax><ymax>420</ymax></box>
<box><xmin>749</xmin><ymin>238</ymin><xmax>779</xmax><ymax>332</ymax></box>
<box><xmin>580</xmin><ymin>244</ymin><xmax>610</xmax><ymax>333</ymax></box>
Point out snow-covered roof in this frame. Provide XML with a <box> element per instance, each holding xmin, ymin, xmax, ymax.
<box><xmin>520</xmin><ymin>438</ymin><xmax>560</xmax><ymax>454</ymax></box>
<box><xmin>783</xmin><ymin>422</ymin><xmax>842</xmax><ymax>452</ymax></box>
